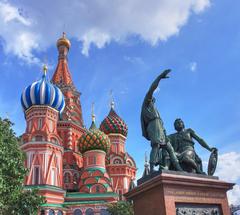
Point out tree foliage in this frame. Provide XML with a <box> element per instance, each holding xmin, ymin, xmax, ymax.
<box><xmin>107</xmin><ymin>201</ymin><xmax>134</xmax><ymax>215</ymax></box>
<box><xmin>0</xmin><ymin>118</ymin><xmax>44</xmax><ymax>214</ymax></box>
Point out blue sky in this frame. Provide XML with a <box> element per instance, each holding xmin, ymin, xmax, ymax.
<box><xmin>0</xmin><ymin>0</ymin><xmax>240</xmax><ymax>204</ymax></box>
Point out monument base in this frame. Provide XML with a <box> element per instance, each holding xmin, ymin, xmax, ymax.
<box><xmin>125</xmin><ymin>171</ymin><xmax>234</xmax><ymax>215</ymax></box>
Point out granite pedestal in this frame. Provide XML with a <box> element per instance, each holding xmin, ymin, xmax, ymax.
<box><xmin>125</xmin><ymin>171</ymin><xmax>234</xmax><ymax>215</ymax></box>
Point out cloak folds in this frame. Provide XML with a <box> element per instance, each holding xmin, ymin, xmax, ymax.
<box><xmin>141</xmin><ymin>102</ymin><xmax>166</xmax><ymax>145</ymax></box>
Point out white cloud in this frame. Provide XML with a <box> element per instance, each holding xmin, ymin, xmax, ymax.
<box><xmin>0</xmin><ymin>1</ymin><xmax>40</xmax><ymax>64</ymax></box>
<box><xmin>215</xmin><ymin>152</ymin><xmax>240</xmax><ymax>205</ymax></box>
<box><xmin>228</xmin><ymin>185</ymin><xmax>240</xmax><ymax>206</ymax></box>
<box><xmin>0</xmin><ymin>1</ymin><xmax>30</xmax><ymax>25</ymax></box>
<box><xmin>216</xmin><ymin>152</ymin><xmax>240</xmax><ymax>182</ymax></box>
<box><xmin>0</xmin><ymin>0</ymin><xmax>210</xmax><ymax>63</ymax></box>
<box><xmin>189</xmin><ymin>61</ymin><xmax>197</xmax><ymax>72</ymax></box>
<box><xmin>80</xmin><ymin>29</ymin><xmax>111</xmax><ymax>56</ymax></box>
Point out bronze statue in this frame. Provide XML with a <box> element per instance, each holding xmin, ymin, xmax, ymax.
<box><xmin>168</xmin><ymin>118</ymin><xmax>217</xmax><ymax>174</ymax></box>
<box><xmin>141</xmin><ymin>70</ymin><xmax>182</xmax><ymax>173</ymax></box>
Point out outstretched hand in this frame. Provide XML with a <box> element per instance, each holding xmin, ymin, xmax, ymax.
<box><xmin>159</xmin><ymin>69</ymin><xmax>171</xmax><ymax>79</ymax></box>
<box><xmin>210</xmin><ymin>147</ymin><xmax>217</xmax><ymax>152</ymax></box>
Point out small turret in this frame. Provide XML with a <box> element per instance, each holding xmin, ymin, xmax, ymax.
<box><xmin>78</xmin><ymin>107</ymin><xmax>113</xmax><ymax>193</ymax></box>
<box><xmin>142</xmin><ymin>152</ymin><xmax>150</xmax><ymax>177</ymax></box>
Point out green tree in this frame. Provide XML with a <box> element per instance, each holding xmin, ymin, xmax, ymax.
<box><xmin>0</xmin><ymin>118</ymin><xmax>44</xmax><ymax>214</ymax></box>
<box><xmin>107</xmin><ymin>201</ymin><xmax>134</xmax><ymax>215</ymax></box>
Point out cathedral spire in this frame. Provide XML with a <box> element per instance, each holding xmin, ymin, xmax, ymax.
<box><xmin>51</xmin><ymin>32</ymin><xmax>73</xmax><ymax>87</ymax></box>
<box><xmin>43</xmin><ymin>64</ymin><xmax>48</xmax><ymax>76</ymax></box>
<box><xmin>110</xmin><ymin>90</ymin><xmax>115</xmax><ymax>110</ymax></box>
<box><xmin>91</xmin><ymin>102</ymin><xmax>96</xmax><ymax>123</ymax></box>
<box><xmin>90</xmin><ymin>102</ymin><xmax>97</xmax><ymax>130</ymax></box>
<box><xmin>51</xmin><ymin>33</ymin><xmax>84</xmax><ymax>126</ymax></box>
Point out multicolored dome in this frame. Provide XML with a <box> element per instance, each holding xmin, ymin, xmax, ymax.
<box><xmin>100</xmin><ymin>106</ymin><xmax>128</xmax><ymax>137</ymax></box>
<box><xmin>21</xmin><ymin>66</ymin><xmax>65</xmax><ymax>114</ymax></box>
<box><xmin>79</xmin><ymin>121</ymin><xmax>111</xmax><ymax>154</ymax></box>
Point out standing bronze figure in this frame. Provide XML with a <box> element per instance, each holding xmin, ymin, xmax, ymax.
<box><xmin>141</xmin><ymin>70</ymin><xmax>182</xmax><ymax>173</ymax></box>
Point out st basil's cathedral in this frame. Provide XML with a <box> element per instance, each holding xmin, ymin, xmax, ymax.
<box><xmin>20</xmin><ymin>33</ymin><xmax>137</xmax><ymax>215</ymax></box>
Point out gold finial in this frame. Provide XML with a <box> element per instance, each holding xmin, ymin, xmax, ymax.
<box><xmin>91</xmin><ymin>102</ymin><xmax>96</xmax><ymax>122</ymax></box>
<box><xmin>57</xmin><ymin>32</ymin><xmax>71</xmax><ymax>49</ymax></box>
<box><xmin>43</xmin><ymin>64</ymin><xmax>48</xmax><ymax>76</ymax></box>
<box><xmin>110</xmin><ymin>90</ymin><xmax>114</xmax><ymax>109</ymax></box>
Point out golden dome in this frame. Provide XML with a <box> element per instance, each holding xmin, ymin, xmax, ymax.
<box><xmin>57</xmin><ymin>32</ymin><xmax>71</xmax><ymax>49</ymax></box>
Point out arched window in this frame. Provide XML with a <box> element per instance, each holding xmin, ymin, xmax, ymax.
<box><xmin>48</xmin><ymin>209</ymin><xmax>55</xmax><ymax>215</ymax></box>
<box><xmin>38</xmin><ymin>118</ymin><xmax>43</xmax><ymax>130</ymax></box>
<box><xmin>35</xmin><ymin>135</ymin><xmax>43</xmax><ymax>141</ymax></box>
<box><xmin>88</xmin><ymin>156</ymin><xmax>96</xmax><ymax>165</ymax></box>
<box><xmin>57</xmin><ymin>211</ymin><xmax>63</xmax><ymax>215</ymax></box>
<box><xmin>93</xmin><ymin>156</ymin><xmax>96</xmax><ymax>164</ymax></box>
<box><xmin>113</xmin><ymin>158</ymin><xmax>122</xmax><ymax>164</ymax></box>
<box><xmin>96</xmin><ymin>185</ymin><xmax>100</xmax><ymax>193</ymax></box>
<box><xmin>73</xmin><ymin>209</ymin><xmax>83</xmax><ymax>215</ymax></box>
<box><xmin>51</xmin><ymin>168</ymin><xmax>57</xmax><ymax>186</ymax></box>
<box><xmin>49</xmin><ymin>120</ymin><xmax>53</xmax><ymax>132</ymax></box>
<box><xmin>127</xmin><ymin>160</ymin><xmax>133</xmax><ymax>166</ymax></box>
<box><xmin>85</xmin><ymin>208</ymin><xmax>94</xmax><ymax>215</ymax></box>
<box><xmin>64</xmin><ymin>172</ymin><xmax>71</xmax><ymax>183</ymax></box>
<box><xmin>73</xmin><ymin>173</ymin><xmax>78</xmax><ymax>189</ymax></box>
<box><xmin>51</xmin><ymin>137</ymin><xmax>58</xmax><ymax>144</ymax></box>
<box><xmin>100</xmin><ymin>209</ymin><xmax>111</xmax><ymax>215</ymax></box>
<box><xmin>73</xmin><ymin>173</ymin><xmax>78</xmax><ymax>182</ymax></box>
<box><xmin>33</xmin><ymin>166</ymin><xmax>40</xmax><ymax>185</ymax></box>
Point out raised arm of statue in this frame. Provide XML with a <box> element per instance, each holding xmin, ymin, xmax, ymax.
<box><xmin>143</xmin><ymin>69</ymin><xmax>171</xmax><ymax>104</ymax></box>
<box><xmin>189</xmin><ymin>129</ymin><xmax>212</xmax><ymax>152</ymax></box>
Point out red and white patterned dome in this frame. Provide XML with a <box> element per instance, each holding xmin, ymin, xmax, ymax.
<box><xmin>100</xmin><ymin>106</ymin><xmax>128</xmax><ymax>137</ymax></box>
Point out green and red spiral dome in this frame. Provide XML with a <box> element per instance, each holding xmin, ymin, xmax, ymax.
<box><xmin>79</xmin><ymin>122</ymin><xmax>111</xmax><ymax>154</ymax></box>
<box><xmin>100</xmin><ymin>108</ymin><xmax>128</xmax><ymax>137</ymax></box>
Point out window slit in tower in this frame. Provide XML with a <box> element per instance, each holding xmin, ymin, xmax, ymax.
<box><xmin>34</xmin><ymin>166</ymin><xmax>40</xmax><ymax>185</ymax></box>
<box><xmin>38</xmin><ymin>118</ymin><xmax>43</xmax><ymax>130</ymax></box>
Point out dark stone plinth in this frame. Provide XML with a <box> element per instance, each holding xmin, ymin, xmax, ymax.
<box><xmin>125</xmin><ymin>172</ymin><xmax>234</xmax><ymax>215</ymax></box>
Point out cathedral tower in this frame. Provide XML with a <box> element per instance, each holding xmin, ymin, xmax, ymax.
<box><xmin>52</xmin><ymin>33</ymin><xmax>84</xmax><ymax>151</ymax></box>
<box><xmin>51</xmin><ymin>34</ymin><xmax>85</xmax><ymax>193</ymax></box>
<box><xmin>100</xmin><ymin>101</ymin><xmax>136</xmax><ymax>199</ymax></box>
<box><xmin>20</xmin><ymin>66</ymin><xmax>65</xmax><ymax>204</ymax></box>
<box><xmin>78</xmin><ymin>109</ymin><xmax>113</xmax><ymax>193</ymax></box>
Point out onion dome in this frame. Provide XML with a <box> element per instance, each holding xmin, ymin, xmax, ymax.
<box><xmin>57</xmin><ymin>32</ymin><xmax>71</xmax><ymax>49</ymax></box>
<box><xmin>100</xmin><ymin>102</ymin><xmax>128</xmax><ymax>137</ymax></box>
<box><xmin>79</xmin><ymin>113</ymin><xmax>111</xmax><ymax>154</ymax></box>
<box><xmin>21</xmin><ymin>65</ymin><xmax>65</xmax><ymax>114</ymax></box>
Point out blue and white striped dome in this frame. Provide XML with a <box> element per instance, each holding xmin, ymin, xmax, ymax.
<box><xmin>21</xmin><ymin>70</ymin><xmax>65</xmax><ymax>114</ymax></box>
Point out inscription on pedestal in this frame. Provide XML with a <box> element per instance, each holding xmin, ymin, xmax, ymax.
<box><xmin>176</xmin><ymin>203</ymin><xmax>222</xmax><ymax>215</ymax></box>
<box><xmin>166</xmin><ymin>189</ymin><xmax>225</xmax><ymax>199</ymax></box>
